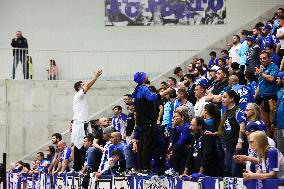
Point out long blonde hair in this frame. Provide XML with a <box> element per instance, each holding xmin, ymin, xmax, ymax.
<box><xmin>246</xmin><ymin>103</ymin><xmax>262</xmax><ymax>122</ymax></box>
<box><xmin>249</xmin><ymin>131</ymin><xmax>269</xmax><ymax>160</ymax></box>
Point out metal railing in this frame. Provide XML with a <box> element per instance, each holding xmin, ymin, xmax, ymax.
<box><xmin>0</xmin><ymin>48</ymin><xmax>199</xmax><ymax>80</ymax></box>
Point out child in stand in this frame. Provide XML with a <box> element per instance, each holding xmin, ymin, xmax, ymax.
<box><xmin>94</xmin><ymin>149</ymin><xmax>126</xmax><ymax>179</ymax></box>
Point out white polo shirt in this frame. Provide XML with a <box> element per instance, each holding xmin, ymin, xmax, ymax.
<box><xmin>229</xmin><ymin>43</ymin><xmax>241</xmax><ymax>63</ymax></box>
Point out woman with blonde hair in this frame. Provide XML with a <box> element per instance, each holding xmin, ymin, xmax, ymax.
<box><xmin>243</xmin><ymin>131</ymin><xmax>284</xmax><ymax>180</ymax></box>
<box><xmin>245</xmin><ymin>103</ymin><xmax>266</xmax><ymax>131</ymax></box>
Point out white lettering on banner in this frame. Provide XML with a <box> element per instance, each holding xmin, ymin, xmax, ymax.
<box><xmin>67</xmin><ymin>176</ymin><xmax>73</xmax><ymax>189</ymax></box>
<box><xmin>113</xmin><ymin>176</ymin><xmax>131</xmax><ymax>188</ymax></box>
<box><xmin>56</xmin><ymin>177</ymin><xmax>65</xmax><ymax>189</ymax></box>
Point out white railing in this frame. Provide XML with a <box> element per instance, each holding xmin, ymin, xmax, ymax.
<box><xmin>0</xmin><ymin>48</ymin><xmax>199</xmax><ymax>80</ymax></box>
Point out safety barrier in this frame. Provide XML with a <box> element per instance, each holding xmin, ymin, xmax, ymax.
<box><xmin>6</xmin><ymin>172</ymin><xmax>284</xmax><ymax>189</ymax></box>
<box><xmin>0</xmin><ymin>48</ymin><xmax>199</xmax><ymax>81</ymax></box>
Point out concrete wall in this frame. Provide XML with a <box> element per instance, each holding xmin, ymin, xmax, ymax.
<box><xmin>0</xmin><ymin>79</ymin><xmax>135</xmax><ymax>163</ymax></box>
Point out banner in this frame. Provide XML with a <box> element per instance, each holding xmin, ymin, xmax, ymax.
<box><xmin>105</xmin><ymin>0</ymin><xmax>226</xmax><ymax>26</ymax></box>
<box><xmin>6</xmin><ymin>172</ymin><xmax>284</xmax><ymax>189</ymax></box>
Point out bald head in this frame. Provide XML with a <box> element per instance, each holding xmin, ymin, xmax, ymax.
<box><xmin>57</xmin><ymin>140</ymin><xmax>66</xmax><ymax>152</ymax></box>
<box><xmin>98</xmin><ymin>117</ymin><xmax>108</xmax><ymax>127</ymax></box>
<box><xmin>229</xmin><ymin>75</ymin><xmax>239</xmax><ymax>86</ymax></box>
<box><xmin>110</xmin><ymin>132</ymin><xmax>122</xmax><ymax>145</ymax></box>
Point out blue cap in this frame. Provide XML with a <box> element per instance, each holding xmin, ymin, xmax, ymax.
<box><xmin>277</xmin><ymin>71</ymin><xmax>284</xmax><ymax>79</ymax></box>
<box><xmin>197</xmin><ymin>79</ymin><xmax>208</xmax><ymax>88</ymax></box>
<box><xmin>134</xmin><ymin>72</ymin><xmax>146</xmax><ymax>85</ymax></box>
<box><xmin>263</xmin><ymin>24</ymin><xmax>272</xmax><ymax>31</ymax></box>
<box><xmin>245</xmin><ymin>122</ymin><xmax>260</xmax><ymax>132</ymax></box>
<box><xmin>191</xmin><ymin>173</ymin><xmax>205</xmax><ymax>182</ymax></box>
<box><xmin>245</xmin><ymin>35</ymin><xmax>255</xmax><ymax>42</ymax></box>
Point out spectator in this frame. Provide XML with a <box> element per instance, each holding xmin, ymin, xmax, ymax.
<box><xmin>194</xmin><ymin>84</ymin><xmax>208</xmax><ymax>117</ymax></box>
<box><xmin>217</xmin><ymin>58</ymin><xmax>226</xmax><ymax>68</ymax></box>
<box><xmin>245</xmin><ymin>71</ymin><xmax>258</xmax><ymax>97</ymax></box>
<box><xmin>210</xmin><ymin>67</ymin><xmax>229</xmax><ymax>95</ymax></box>
<box><xmin>229</xmin><ymin>75</ymin><xmax>254</xmax><ymax>111</ymax></box>
<box><xmin>208</xmin><ymin>51</ymin><xmax>218</xmax><ymax>68</ymax></box>
<box><xmin>275</xmin><ymin>71</ymin><xmax>284</xmax><ymax>154</ymax></box>
<box><xmin>239</xmin><ymin>30</ymin><xmax>250</xmax><ymax>73</ymax></box>
<box><xmin>274</xmin><ymin>8</ymin><xmax>284</xmax><ymax>35</ymax></box>
<box><xmin>48</xmin><ymin>133</ymin><xmax>62</xmax><ymax>173</ymax></box>
<box><xmin>81</xmin><ymin>135</ymin><xmax>95</xmax><ymax>189</ymax></box>
<box><xmin>168</xmin><ymin>110</ymin><xmax>192</xmax><ymax>174</ymax></box>
<box><xmin>53</xmin><ymin>141</ymin><xmax>73</xmax><ymax>176</ymax></box>
<box><xmin>174</xmin><ymin>66</ymin><xmax>185</xmax><ymax>82</ymax></box>
<box><xmin>181</xmin><ymin>117</ymin><xmax>221</xmax><ymax>178</ymax></box>
<box><xmin>98</xmin><ymin>132</ymin><xmax>126</xmax><ymax>173</ymax></box>
<box><xmin>255</xmin><ymin>22</ymin><xmax>264</xmax><ymax>29</ymax></box>
<box><xmin>196</xmin><ymin>58</ymin><xmax>207</xmax><ymax>76</ymax></box>
<box><xmin>122</xmin><ymin>94</ymin><xmax>133</xmax><ymax>113</ymax></box>
<box><xmin>112</xmin><ymin>105</ymin><xmax>127</xmax><ymax>135</ymax></box>
<box><xmin>229</xmin><ymin>35</ymin><xmax>241</xmax><ymax>65</ymax></box>
<box><xmin>276</xmin><ymin>15</ymin><xmax>284</xmax><ymax>59</ymax></box>
<box><xmin>27</xmin><ymin>56</ymin><xmax>33</xmax><ymax>79</ymax></box>
<box><xmin>72</xmin><ymin>70</ymin><xmax>102</xmax><ymax>172</ymax></box>
<box><xmin>207</xmin><ymin>65</ymin><xmax>220</xmax><ymax>92</ymax></box>
<box><xmin>160</xmin><ymin>81</ymin><xmax>167</xmax><ymax>90</ymax></box>
<box><xmin>45</xmin><ymin>146</ymin><xmax>55</xmax><ymax>169</ymax></box>
<box><xmin>161</xmin><ymin>91</ymin><xmax>176</xmax><ymax>134</ymax></box>
<box><xmin>187</xmin><ymin>63</ymin><xmax>195</xmax><ymax>74</ymax></box>
<box><xmin>31</xmin><ymin>152</ymin><xmax>49</xmax><ymax>174</ymax></box>
<box><xmin>255</xmin><ymin>52</ymin><xmax>279</xmax><ymax>137</ymax></box>
<box><xmin>245</xmin><ymin>103</ymin><xmax>266</xmax><ymax>131</ymax></box>
<box><xmin>193</xmin><ymin>67</ymin><xmax>208</xmax><ymax>85</ymax></box>
<box><xmin>221</xmin><ymin>49</ymin><xmax>230</xmax><ymax>65</ymax></box>
<box><xmin>219</xmin><ymin>90</ymin><xmax>246</xmax><ymax>177</ymax></box>
<box><xmin>229</xmin><ymin>62</ymin><xmax>247</xmax><ymax>85</ymax></box>
<box><xmin>156</xmin><ymin>88</ymin><xmax>168</xmax><ymax>125</ymax></box>
<box><xmin>202</xmin><ymin>103</ymin><xmax>220</xmax><ymax>132</ymax></box>
<box><xmin>265</xmin><ymin>43</ymin><xmax>281</xmax><ymax>67</ymax></box>
<box><xmin>260</xmin><ymin>25</ymin><xmax>279</xmax><ymax>52</ymax></box>
<box><xmin>252</xmin><ymin>27</ymin><xmax>262</xmax><ymax>46</ymax></box>
<box><xmin>167</xmin><ymin>77</ymin><xmax>177</xmax><ymax>90</ymax></box>
<box><xmin>173</xmin><ymin>89</ymin><xmax>194</xmax><ymax>121</ymax></box>
<box><xmin>132</xmin><ymin>71</ymin><xmax>173</xmax><ymax>174</ymax></box>
<box><xmin>95</xmin><ymin>149</ymin><xmax>126</xmax><ymax>178</ymax></box>
<box><xmin>48</xmin><ymin>59</ymin><xmax>58</xmax><ymax>80</ymax></box>
<box><xmin>243</xmin><ymin>131</ymin><xmax>284</xmax><ymax>180</ymax></box>
<box><xmin>183</xmin><ymin>74</ymin><xmax>196</xmax><ymax>105</ymax></box>
<box><xmin>11</xmin><ymin>31</ymin><xmax>29</xmax><ymax>79</ymax></box>
<box><xmin>245</xmin><ymin>35</ymin><xmax>261</xmax><ymax>73</ymax></box>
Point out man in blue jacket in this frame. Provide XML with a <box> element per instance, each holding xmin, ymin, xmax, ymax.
<box><xmin>132</xmin><ymin>72</ymin><xmax>174</xmax><ymax>174</ymax></box>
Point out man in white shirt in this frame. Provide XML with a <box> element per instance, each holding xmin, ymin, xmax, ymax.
<box><xmin>229</xmin><ymin>35</ymin><xmax>241</xmax><ymax>65</ymax></box>
<box><xmin>194</xmin><ymin>83</ymin><xmax>208</xmax><ymax>117</ymax></box>
<box><xmin>72</xmin><ymin>70</ymin><xmax>102</xmax><ymax>171</ymax></box>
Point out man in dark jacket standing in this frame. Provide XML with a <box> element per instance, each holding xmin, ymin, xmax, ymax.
<box><xmin>132</xmin><ymin>72</ymin><xmax>173</xmax><ymax>174</ymax></box>
<box><xmin>11</xmin><ymin>31</ymin><xmax>29</xmax><ymax>79</ymax></box>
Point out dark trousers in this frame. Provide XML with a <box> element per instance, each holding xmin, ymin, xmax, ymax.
<box><xmin>13</xmin><ymin>54</ymin><xmax>28</xmax><ymax>79</ymax></box>
<box><xmin>172</xmin><ymin>145</ymin><xmax>189</xmax><ymax>175</ymax></box>
<box><xmin>137</xmin><ymin>124</ymin><xmax>156</xmax><ymax>171</ymax></box>
<box><xmin>73</xmin><ymin>146</ymin><xmax>86</xmax><ymax>172</ymax></box>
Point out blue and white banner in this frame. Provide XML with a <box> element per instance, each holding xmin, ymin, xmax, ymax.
<box><xmin>105</xmin><ymin>0</ymin><xmax>226</xmax><ymax>26</ymax></box>
<box><xmin>6</xmin><ymin>172</ymin><xmax>284</xmax><ymax>189</ymax></box>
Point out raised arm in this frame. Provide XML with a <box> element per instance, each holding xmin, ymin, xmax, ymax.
<box><xmin>83</xmin><ymin>70</ymin><xmax>103</xmax><ymax>94</ymax></box>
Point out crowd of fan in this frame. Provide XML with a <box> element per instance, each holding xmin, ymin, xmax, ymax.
<box><xmin>6</xmin><ymin>7</ymin><xmax>284</xmax><ymax>189</ymax></box>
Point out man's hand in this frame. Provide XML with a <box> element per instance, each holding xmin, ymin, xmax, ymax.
<box><xmin>179</xmin><ymin>173</ymin><xmax>190</xmax><ymax>179</ymax></box>
<box><xmin>95</xmin><ymin>70</ymin><xmax>103</xmax><ymax>78</ymax></box>
<box><xmin>236</xmin><ymin>142</ymin><xmax>242</xmax><ymax>151</ymax></box>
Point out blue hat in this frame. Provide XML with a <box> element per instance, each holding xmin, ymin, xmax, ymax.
<box><xmin>245</xmin><ymin>122</ymin><xmax>260</xmax><ymax>132</ymax></box>
<box><xmin>245</xmin><ymin>35</ymin><xmax>255</xmax><ymax>42</ymax></box>
<box><xmin>191</xmin><ymin>173</ymin><xmax>205</xmax><ymax>182</ymax></box>
<box><xmin>197</xmin><ymin>79</ymin><xmax>208</xmax><ymax>88</ymax></box>
<box><xmin>134</xmin><ymin>72</ymin><xmax>146</xmax><ymax>85</ymax></box>
<box><xmin>263</xmin><ymin>24</ymin><xmax>272</xmax><ymax>31</ymax></box>
<box><xmin>277</xmin><ymin>71</ymin><xmax>284</xmax><ymax>79</ymax></box>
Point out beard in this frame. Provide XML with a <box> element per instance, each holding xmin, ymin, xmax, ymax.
<box><xmin>145</xmin><ymin>80</ymin><xmax>150</xmax><ymax>85</ymax></box>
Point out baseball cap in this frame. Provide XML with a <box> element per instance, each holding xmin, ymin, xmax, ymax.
<box><xmin>245</xmin><ymin>35</ymin><xmax>255</xmax><ymax>42</ymax></box>
<box><xmin>245</xmin><ymin>122</ymin><xmax>260</xmax><ymax>132</ymax></box>
<box><xmin>103</xmin><ymin>126</ymin><xmax>115</xmax><ymax>135</ymax></box>
<box><xmin>277</xmin><ymin>71</ymin><xmax>284</xmax><ymax>79</ymax></box>
<box><xmin>263</xmin><ymin>24</ymin><xmax>272</xmax><ymax>31</ymax></box>
<box><xmin>210</xmin><ymin>65</ymin><xmax>220</xmax><ymax>72</ymax></box>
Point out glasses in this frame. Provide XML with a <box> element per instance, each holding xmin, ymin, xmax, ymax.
<box><xmin>245</xmin><ymin>109</ymin><xmax>252</xmax><ymax>111</ymax></box>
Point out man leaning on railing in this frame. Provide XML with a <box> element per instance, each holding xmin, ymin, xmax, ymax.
<box><xmin>11</xmin><ymin>31</ymin><xmax>29</xmax><ymax>79</ymax></box>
